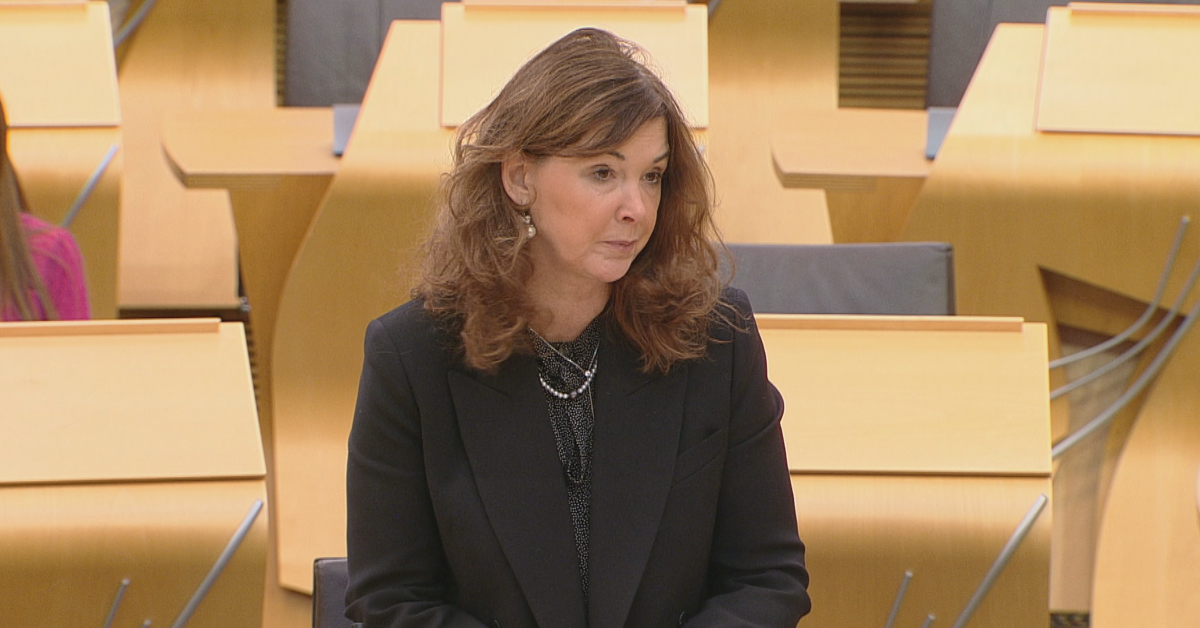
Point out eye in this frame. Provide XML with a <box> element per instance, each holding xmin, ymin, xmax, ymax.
<box><xmin>644</xmin><ymin>171</ymin><xmax>664</xmax><ymax>185</ymax></box>
<box><xmin>592</xmin><ymin>167</ymin><xmax>614</xmax><ymax>181</ymax></box>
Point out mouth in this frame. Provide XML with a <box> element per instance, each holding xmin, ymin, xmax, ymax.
<box><xmin>604</xmin><ymin>240</ymin><xmax>639</xmax><ymax>253</ymax></box>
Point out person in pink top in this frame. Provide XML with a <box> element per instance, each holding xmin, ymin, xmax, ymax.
<box><xmin>1</xmin><ymin>95</ymin><xmax>90</xmax><ymax>321</ymax></box>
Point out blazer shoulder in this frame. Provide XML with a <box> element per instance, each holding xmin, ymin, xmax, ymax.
<box><xmin>368</xmin><ymin>299</ymin><xmax>457</xmax><ymax>359</ymax></box>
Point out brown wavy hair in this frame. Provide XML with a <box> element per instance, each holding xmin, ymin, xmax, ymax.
<box><xmin>0</xmin><ymin>95</ymin><xmax>57</xmax><ymax>320</ymax></box>
<box><xmin>416</xmin><ymin>28</ymin><xmax>729</xmax><ymax>373</ymax></box>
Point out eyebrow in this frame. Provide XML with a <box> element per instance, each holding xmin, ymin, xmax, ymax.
<box><xmin>607</xmin><ymin>149</ymin><xmax>671</xmax><ymax>163</ymax></box>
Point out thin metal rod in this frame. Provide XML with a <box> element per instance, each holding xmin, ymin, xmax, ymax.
<box><xmin>61</xmin><ymin>144</ymin><xmax>120</xmax><ymax>228</ymax></box>
<box><xmin>1051</xmin><ymin>249</ymin><xmax>1200</xmax><ymax>400</ymax></box>
<box><xmin>919</xmin><ymin>614</ymin><xmax>935</xmax><ymax>628</ymax></box>
<box><xmin>1053</xmin><ymin>294</ymin><xmax>1200</xmax><ymax>459</ymax></box>
<box><xmin>708</xmin><ymin>0</ymin><xmax>722</xmax><ymax>18</ymax></box>
<box><xmin>169</xmin><ymin>500</ymin><xmax>264</xmax><ymax>628</ymax></box>
<box><xmin>1050</xmin><ymin>216</ymin><xmax>1190</xmax><ymax>370</ymax></box>
<box><xmin>102</xmin><ymin>578</ymin><xmax>130</xmax><ymax>628</ymax></box>
<box><xmin>883</xmin><ymin>571</ymin><xmax>913</xmax><ymax>628</ymax></box>
<box><xmin>113</xmin><ymin>0</ymin><xmax>162</xmax><ymax>48</ymax></box>
<box><xmin>948</xmin><ymin>494</ymin><xmax>1049</xmax><ymax>628</ymax></box>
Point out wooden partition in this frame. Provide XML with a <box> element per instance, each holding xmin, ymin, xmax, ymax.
<box><xmin>758</xmin><ymin>314</ymin><xmax>1051</xmax><ymax>628</ymax></box>
<box><xmin>0</xmin><ymin>1</ymin><xmax>122</xmax><ymax>317</ymax></box>
<box><xmin>0</xmin><ymin>318</ymin><xmax>267</xmax><ymax>628</ymax></box>
<box><xmin>707</xmin><ymin>0</ymin><xmax>839</xmax><ymax>244</ymax></box>
<box><xmin>901</xmin><ymin>8</ymin><xmax>1200</xmax><ymax>624</ymax></box>
<box><xmin>116</xmin><ymin>0</ymin><xmax>275</xmax><ymax>310</ymax></box>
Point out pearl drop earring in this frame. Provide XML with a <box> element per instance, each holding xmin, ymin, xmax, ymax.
<box><xmin>523</xmin><ymin>213</ymin><xmax>537</xmax><ymax>239</ymax></box>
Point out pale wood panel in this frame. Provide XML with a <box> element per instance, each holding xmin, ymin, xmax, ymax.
<box><xmin>0</xmin><ymin>1</ymin><xmax>119</xmax><ymax>127</ymax></box>
<box><xmin>161</xmin><ymin>107</ymin><xmax>341</xmax><ymax>624</ymax></box>
<box><xmin>707</xmin><ymin>0</ymin><xmax>837</xmax><ymax>244</ymax></box>
<box><xmin>0</xmin><ymin>319</ymin><xmax>263</xmax><ymax>484</ymax></box>
<box><xmin>772</xmin><ymin>109</ymin><xmax>930</xmax><ymax>186</ymax></box>
<box><xmin>794</xmin><ymin>474</ymin><xmax>1051</xmax><ymax>628</ymax></box>
<box><xmin>900</xmin><ymin>23</ymin><xmax>1200</xmax><ymax>619</ymax></box>
<box><xmin>1037</xmin><ymin>5</ymin><xmax>1200</xmax><ymax>136</ymax></box>
<box><xmin>0</xmin><ymin>479</ymin><xmax>267</xmax><ymax>628</ymax></box>
<box><xmin>7</xmin><ymin>127</ymin><xmax>122</xmax><ymax>318</ymax></box>
<box><xmin>441</xmin><ymin>1</ymin><xmax>707</xmax><ymax>127</ymax></box>
<box><xmin>771</xmin><ymin>107</ymin><xmax>929</xmax><ymax>242</ymax></box>
<box><xmin>161</xmin><ymin>106</ymin><xmax>338</xmax><ymax>384</ymax></box>
<box><xmin>270</xmin><ymin>20</ymin><xmax>452</xmax><ymax>593</ymax></box>
<box><xmin>759</xmin><ymin>315</ymin><xmax>1050</xmax><ymax>475</ymax></box>
<box><xmin>117</xmin><ymin>0</ymin><xmax>275</xmax><ymax>309</ymax></box>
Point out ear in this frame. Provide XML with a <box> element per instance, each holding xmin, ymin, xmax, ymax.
<box><xmin>501</xmin><ymin>152</ymin><xmax>535</xmax><ymax>207</ymax></box>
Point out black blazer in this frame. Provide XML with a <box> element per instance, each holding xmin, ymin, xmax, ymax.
<box><xmin>346</xmin><ymin>289</ymin><xmax>810</xmax><ymax>628</ymax></box>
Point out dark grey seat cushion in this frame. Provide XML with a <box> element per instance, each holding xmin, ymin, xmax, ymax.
<box><xmin>726</xmin><ymin>242</ymin><xmax>955</xmax><ymax>315</ymax></box>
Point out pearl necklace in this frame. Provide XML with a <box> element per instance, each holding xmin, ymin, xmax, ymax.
<box><xmin>529</xmin><ymin>328</ymin><xmax>599</xmax><ymax>400</ymax></box>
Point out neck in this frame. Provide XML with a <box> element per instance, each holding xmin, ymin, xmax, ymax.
<box><xmin>527</xmin><ymin>275</ymin><xmax>610</xmax><ymax>342</ymax></box>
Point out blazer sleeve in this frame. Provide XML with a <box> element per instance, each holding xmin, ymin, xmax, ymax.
<box><xmin>345</xmin><ymin>316</ymin><xmax>489</xmax><ymax>628</ymax></box>
<box><xmin>686</xmin><ymin>291</ymin><xmax>812</xmax><ymax>626</ymax></box>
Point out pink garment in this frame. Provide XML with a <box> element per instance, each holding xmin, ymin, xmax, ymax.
<box><xmin>1</xmin><ymin>212</ymin><xmax>90</xmax><ymax>321</ymax></box>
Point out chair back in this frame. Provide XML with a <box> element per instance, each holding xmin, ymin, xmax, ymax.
<box><xmin>726</xmin><ymin>242</ymin><xmax>955</xmax><ymax>315</ymax></box>
<box><xmin>313</xmin><ymin>557</ymin><xmax>355</xmax><ymax>628</ymax></box>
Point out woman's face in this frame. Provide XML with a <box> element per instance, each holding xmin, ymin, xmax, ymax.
<box><xmin>505</xmin><ymin>118</ymin><xmax>669</xmax><ymax>294</ymax></box>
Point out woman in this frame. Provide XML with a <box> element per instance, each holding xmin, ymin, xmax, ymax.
<box><xmin>346</xmin><ymin>28</ymin><xmax>810</xmax><ymax>627</ymax></box>
<box><xmin>0</xmin><ymin>96</ymin><xmax>90</xmax><ymax>321</ymax></box>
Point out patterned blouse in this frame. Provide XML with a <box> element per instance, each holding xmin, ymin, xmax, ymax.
<box><xmin>530</xmin><ymin>318</ymin><xmax>601</xmax><ymax>608</ymax></box>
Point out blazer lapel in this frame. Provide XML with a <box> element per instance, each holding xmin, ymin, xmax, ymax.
<box><xmin>587</xmin><ymin>333</ymin><xmax>688</xmax><ymax>628</ymax></box>
<box><xmin>449</xmin><ymin>355</ymin><xmax>588</xmax><ymax>628</ymax></box>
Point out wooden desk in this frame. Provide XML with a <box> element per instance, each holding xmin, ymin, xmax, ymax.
<box><xmin>901</xmin><ymin>22</ymin><xmax>1200</xmax><ymax>625</ymax></box>
<box><xmin>162</xmin><ymin>106</ymin><xmax>338</xmax><ymax>380</ymax></box>
<box><xmin>0</xmin><ymin>319</ymin><xmax>267</xmax><ymax>628</ymax></box>
<box><xmin>761</xmin><ymin>314</ymin><xmax>1051</xmax><ymax>628</ymax></box>
<box><xmin>772</xmin><ymin>108</ymin><xmax>930</xmax><ymax>242</ymax></box>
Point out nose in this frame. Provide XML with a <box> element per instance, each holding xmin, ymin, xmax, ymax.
<box><xmin>617</xmin><ymin>180</ymin><xmax>651</xmax><ymax>223</ymax></box>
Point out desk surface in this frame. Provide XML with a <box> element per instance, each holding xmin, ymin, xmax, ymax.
<box><xmin>772</xmin><ymin>108</ymin><xmax>930</xmax><ymax>191</ymax></box>
<box><xmin>162</xmin><ymin>108</ymin><xmax>339</xmax><ymax>188</ymax></box>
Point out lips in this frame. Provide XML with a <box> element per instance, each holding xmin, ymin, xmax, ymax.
<box><xmin>605</xmin><ymin>240</ymin><xmax>638</xmax><ymax>252</ymax></box>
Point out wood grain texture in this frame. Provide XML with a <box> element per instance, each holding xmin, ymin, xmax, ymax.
<box><xmin>0</xmin><ymin>2</ymin><xmax>119</xmax><ymax>127</ymax></box>
<box><xmin>771</xmin><ymin>107</ymin><xmax>930</xmax><ymax>242</ymax></box>
<box><xmin>759</xmin><ymin>316</ymin><xmax>1050</xmax><ymax>476</ymax></box>
<box><xmin>270</xmin><ymin>20</ymin><xmax>453</xmax><ymax>593</ymax></box>
<box><xmin>793</xmin><ymin>475</ymin><xmax>1051</xmax><ymax>628</ymax></box>
<box><xmin>0</xmin><ymin>320</ymin><xmax>266</xmax><ymax>628</ymax></box>
<box><xmin>0</xmin><ymin>320</ymin><xmax>263</xmax><ymax>484</ymax></box>
<box><xmin>117</xmin><ymin>0</ymin><xmax>275</xmax><ymax>309</ymax></box>
<box><xmin>1037</xmin><ymin>5</ymin><xmax>1200</xmax><ymax>136</ymax></box>
<box><xmin>161</xmin><ymin>106</ymin><xmax>341</xmax><ymax>620</ymax></box>
<box><xmin>900</xmin><ymin>22</ymin><xmax>1200</xmax><ymax>621</ymax></box>
<box><xmin>441</xmin><ymin>2</ymin><xmax>707</xmax><ymax>127</ymax></box>
<box><xmin>0</xmin><ymin>480</ymin><xmax>268</xmax><ymax>628</ymax></box>
<box><xmin>707</xmin><ymin>0</ymin><xmax>837</xmax><ymax>244</ymax></box>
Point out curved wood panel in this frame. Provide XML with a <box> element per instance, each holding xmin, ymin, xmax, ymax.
<box><xmin>900</xmin><ymin>23</ymin><xmax>1200</xmax><ymax>621</ymax></box>
<box><xmin>117</xmin><ymin>0</ymin><xmax>275</xmax><ymax>309</ymax></box>
<box><xmin>270</xmin><ymin>20</ymin><xmax>452</xmax><ymax>593</ymax></box>
<box><xmin>0</xmin><ymin>480</ymin><xmax>267</xmax><ymax>628</ymax></box>
<box><xmin>707</xmin><ymin>0</ymin><xmax>838</xmax><ymax>244</ymax></box>
<box><xmin>794</xmin><ymin>475</ymin><xmax>1051</xmax><ymax>628</ymax></box>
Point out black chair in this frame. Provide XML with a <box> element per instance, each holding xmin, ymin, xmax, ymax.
<box><xmin>313</xmin><ymin>557</ymin><xmax>357</xmax><ymax>628</ymax></box>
